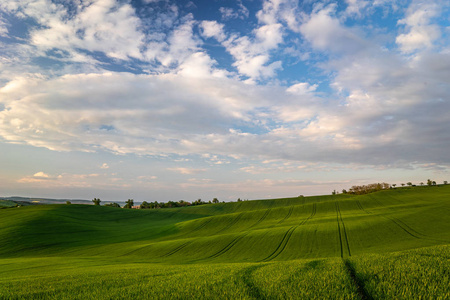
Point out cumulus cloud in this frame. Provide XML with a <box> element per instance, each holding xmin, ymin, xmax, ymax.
<box><xmin>0</xmin><ymin>17</ymin><xmax>8</xmax><ymax>37</ymax></box>
<box><xmin>18</xmin><ymin>171</ymin><xmax>55</xmax><ymax>183</ymax></box>
<box><xmin>221</xmin><ymin>23</ymin><xmax>284</xmax><ymax>80</ymax></box>
<box><xmin>344</xmin><ymin>0</ymin><xmax>370</xmax><ymax>17</ymax></box>
<box><xmin>286</xmin><ymin>82</ymin><xmax>318</xmax><ymax>95</ymax></box>
<box><xmin>256</xmin><ymin>0</ymin><xmax>302</xmax><ymax>31</ymax></box>
<box><xmin>1</xmin><ymin>0</ymin><xmax>145</xmax><ymax>62</ymax></box>
<box><xmin>199</xmin><ymin>20</ymin><xmax>226</xmax><ymax>42</ymax></box>
<box><xmin>168</xmin><ymin>168</ymin><xmax>207</xmax><ymax>175</ymax></box>
<box><xmin>299</xmin><ymin>4</ymin><xmax>367</xmax><ymax>54</ymax></box>
<box><xmin>0</xmin><ymin>0</ymin><xmax>449</xmax><ymax>187</ymax></box>
<box><xmin>17</xmin><ymin>171</ymin><xmax>131</xmax><ymax>189</ymax></box>
<box><xmin>219</xmin><ymin>0</ymin><xmax>249</xmax><ymax>20</ymax></box>
<box><xmin>396</xmin><ymin>1</ymin><xmax>441</xmax><ymax>53</ymax></box>
<box><xmin>33</xmin><ymin>172</ymin><xmax>50</xmax><ymax>179</ymax></box>
<box><xmin>0</xmin><ymin>72</ymin><xmax>278</xmax><ymax>154</ymax></box>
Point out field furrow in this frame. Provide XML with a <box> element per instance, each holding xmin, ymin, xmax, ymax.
<box><xmin>161</xmin><ymin>241</ymin><xmax>191</xmax><ymax>257</ymax></box>
<box><xmin>1</xmin><ymin>186</ymin><xmax>450</xmax><ymax>299</ymax></box>
<box><xmin>207</xmin><ymin>232</ymin><xmax>250</xmax><ymax>259</ymax></box>
<box><xmin>336</xmin><ymin>202</ymin><xmax>351</xmax><ymax>258</ymax></box>
<box><xmin>277</xmin><ymin>206</ymin><xmax>294</xmax><ymax>224</ymax></box>
<box><xmin>261</xmin><ymin>226</ymin><xmax>297</xmax><ymax>262</ymax></box>
<box><xmin>214</xmin><ymin>213</ymin><xmax>244</xmax><ymax>235</ymax></box>
<box><xmin>248</xmin><ymin>209</ymin><xmax>272</xmax><ymax>229</ymax></box>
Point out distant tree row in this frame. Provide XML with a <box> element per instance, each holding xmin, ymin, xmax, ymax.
<box><xmin>140</xmin><ymin>198</ymin><xmax>220</xmax><ymax>209</ymax></box>
<box><xmin>342</xmin><ymin>183</ymin><xmax>391</xmax><ymax>195</ymax></box>
<box><xmin>338</xmin><ymin>179</ymin><xmax>448</xmax><ymax>196</ymax></box>
<box><xmin>89</xmin><ymin>197</ymin><xmax>229</xmax><ymax>209</ymax></box>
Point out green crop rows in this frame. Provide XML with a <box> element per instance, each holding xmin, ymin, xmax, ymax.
<box><xmin>1</xmin><ymin>186</ymin><xmax>449</xmax><ymax>299</ymax></box>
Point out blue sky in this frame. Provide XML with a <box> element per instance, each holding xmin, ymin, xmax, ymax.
<box><xmin>0</xmin><ymin>0</ymin><xmax>449</xmax><ymax>202</ymax></box>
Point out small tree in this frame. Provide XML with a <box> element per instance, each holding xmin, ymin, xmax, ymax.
<box><xmin>401</xmin><ymin>183</ymin><xmax>405</xmax><ymax>187</ymax></box>
<box><xmin>407</xmin><ymin>182</ymin><xmax>412</xmax><ymax>186</ymax></box>
<box><xmin>105</xmin><ymin>202</ymin><xmax>121</xmax><ymax>208</ymax></box>
<box><xmin>212</xmin><ymin>198</ymin><xmax>219</xmax><ymax>204</ymax></box>
<box><xmin>420</xmin><ymin>182</ymin><xmax>424</xmax><ymax>186</ymax></box>
<box><xmin>392</xmin><ymin>184</ymin><xmax>397</xmax><ymax>188</ymax></box>
<box><xmin>124</xmin><ymin>199</ymin><xmax>134</xmax><ymax>209</ymax></box>
<box><xmin>427</xmin><ymin>179</ymin><xmax>432</xmax><ymax>186</ymax></box>
<box><xmin>444</xmin><ymin>181</ymin><xmax>448</xmax><ymax>185</ymax></box>
<box><xmin>92</xmin><ymin>198</ymin><xmax>101</xmax><ymax>206</ymax></box>
<box><xmin>66</xmin><ymin>201</ymin><xmax>71</xmax><ymax>205</ymax></box>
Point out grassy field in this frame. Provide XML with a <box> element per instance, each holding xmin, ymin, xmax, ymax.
<box><xmin>1</xmin><ymin>186</ymin><xmax>449</xmax><ymax>299</ymax></box>
<box><xmin>0</xmin><ymin>200</ymin><xmax>17</xmax><ymax>208</ymax></box>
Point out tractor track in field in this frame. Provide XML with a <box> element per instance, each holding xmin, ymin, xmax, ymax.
<box><xmin>343</xmin><ymin>259</ymin><xmax>373</xmax><ymax>300</ymax></box>
<box><xmin>207</xmin><ymin>232</ymin><xmax>250</xmax><ymax>259</ymax></box>
<box><xmin>361</xmin><ymin>197</ymin><xmax>450</xmax><ymax>243</ymax></box>
<box><xmin>355</xmin><ymin>200</ymin><xmax>371</xmax><ymax>215</ymax></box>
<box><xmin>299</xmin><ymin>203</ymin><xmax>316</xmax><ymax>226</ymax></box>
<box><xmin>261</xmin><ymin>204</ymin><xmax>317</xmax><ymax>262</ymax></box>
<box><xmin>277</xmin><ymin>206</ymin><xmax>294</xmax><ymax>224</ymax></box>
<box><xmin>239</xmin><ymin>265</ymin><xmax>267</xmax><ymax>300</ymax></box>
<box><xmin>369</xmin><ymin>197</ymin><xmax>422</xmax><ymax>240</ymax></box>
<box><xmin>336</xmin><ymin>202</ymin><xmax>351</xmax><ymax>258</ymax></box>
<box><xmin>248</xmin><ymin>209</ymin><xmax>272</xmax><ymax>229</ymax></box>
<box><xmin>188</xmin><ymin>218</ymin><xmax>213</xmax><ymax>234</ymax></box>
<box><xmin>161</xmin><ymin>241</ymin><xmax>191</xmax><ymax>257</ymax></box>
<box><xmin>260</xmin><ymin>226</ymin><xmax>297</xmax><ymax>262</ymax></box>
<box><xmin>214</xmin><ymin>212</ymin><xmax>244</xmax><ymax>235</ymax></box>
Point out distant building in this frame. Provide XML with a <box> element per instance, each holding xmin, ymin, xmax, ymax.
<box><xmin>131</xmin><ymin>205</ymin><xmax>140</xmax><ymax>209</ymax></box>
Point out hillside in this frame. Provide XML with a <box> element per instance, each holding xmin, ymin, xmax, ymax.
<box><xmin>1</xmin><ymin>186</ymin><xmax>449</xmax><ymax>299</ymax></box>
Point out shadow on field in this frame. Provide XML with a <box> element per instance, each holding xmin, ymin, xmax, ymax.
<box><xmin>237</xmin><ymin>264</ymin><xmax>267</xmax><ymax>300</ymax></box>
<box><xmin>344</xmin><ymin>259</ymin><xmax>373</xmax><ymax>300</ymax></box>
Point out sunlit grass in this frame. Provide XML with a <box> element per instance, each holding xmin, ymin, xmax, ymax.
<box><xmin>1</xmin><ymin>185</ymin><xmax>449</xmax><ymax>298</ymax></box>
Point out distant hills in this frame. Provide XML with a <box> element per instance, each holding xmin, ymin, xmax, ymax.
<box><xmin>0</xmin><ymin>196</ymin><xmax>93</xmax><ymax>205</ymax></box>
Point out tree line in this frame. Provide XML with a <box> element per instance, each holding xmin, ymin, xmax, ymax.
<box><xmin>341</xmin><ymin>182</ymin><xmax>391</xmax><ymax>195</ymax></box>
<box><xmin>91</xmin><ymin>197</ymin><xmax>225</xmax><ymax>209</ymax></box>
<box><xmin>89</xmin><ymin>179</ymin><xmax>448</xmax><ymax>208</ymax></box>
<box><xmin>339</xmin><ymin>179</ymin><xmax>447</xmax><ymax>196</ymax></box>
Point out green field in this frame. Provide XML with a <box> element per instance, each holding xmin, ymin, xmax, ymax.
<box><xmin>0</xmin><ymin>200</ymin><xmax>18</xmax><ymax>208</ymax></box>
<box><xmin>1</xmin><ymin>186</ymin><xmax>450</xmax><ymax>299</ymax></box>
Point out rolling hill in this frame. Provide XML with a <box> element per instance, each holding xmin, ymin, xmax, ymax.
<box><xmin>1</xmin><ymin>185</ymin><xmax>449</xmax><ymax>299</ymax></box>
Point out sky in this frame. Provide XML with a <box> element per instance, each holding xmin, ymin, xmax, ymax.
<box><xmin>0</xmin><ymin>0</ymin><xmax>449</xmax><ymax>202</ymax></box>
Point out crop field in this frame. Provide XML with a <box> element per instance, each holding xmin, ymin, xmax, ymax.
<box><xmin>1</xmin><ymin>186</ymin><xmax>450</xmax><ymax>299</ymax></box>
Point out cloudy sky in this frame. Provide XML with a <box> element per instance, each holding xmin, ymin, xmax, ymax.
<box><xmin>0</xmin><ymin>0</ymin><xmax>449</xmax><ymax>202</ymax></box>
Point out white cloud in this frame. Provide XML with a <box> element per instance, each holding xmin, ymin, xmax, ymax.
<box><xmin>0</xmin><ymin>72</ymin><xmax>276</xmax><ymax>154</ymax></box>
<box><xmin>0</xmin><ymin>0</ymin><xmax>449</xmax><ymax>177</ymax></box>
<box><xmin>199</xmin><ymin>20</ymin><xmax>226</xmax><ymax>42</ymax></box>
<box><xmin>221</xmin><ymin>23</ymin><xmax>284</xmax><ymax>80</ymax></box>
<box><xmin>17</xmin><ymin>172</ymin><xmax>127</xmax><ymax>188</ymax></box>
<box><xmin>396</xmin><ymin>2</ymin><xmax>441</xmax><ymax>53</ymax></box>
<box><xmin>219</xmin><ymin>0</ymin><xmax>249</xmax><ymax>20</ymax></box>
<box><xmin>168</xmin><ymin>167</ymin><xmax>207</xmax><ymax>175</ymax></box>
<box><xmin>299</xmin><ymin>4</ymin><xmax>367</xmax><ymax>54</ymax></box>
<box><xmin>100</xmin><ymin>163</ymin><xmax>109</xmax><ymax>169</ymax></box>
<box><xmin>3</xmin><ymin>0</ymin><xmax>145</xmax><ymax>62</ymax></box>
<box><xmin>0</xmin><ymin>17</ymin><xmax>8</xmax><ymax>37</ymax></box>
<box><xmin>256</xmin><ymin>0</ymin><xmax>302</xmax><ymax>31</ymax></box>
<box><xmin>18</xmin><ymin>171</ymin><xmax>54</xmax><ymax>183</ymax></box>
<box><xmin>286</xmin><ymin>82</ymin><xmax>318</xmax><ymax>95</ymax></box>
<box><xmin>344</xmin><ymin>0</ymin><xmax>369</xmax><ymax>18</ymax></box>
<box><xmin>33</xmin><ymin>171</ymin><xmax>49</xmax><ymax>178</ymax></box>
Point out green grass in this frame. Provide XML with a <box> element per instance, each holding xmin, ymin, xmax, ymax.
<box><xmin>1</xmin><ymin>185</ymin><xmax>449</xmax><ymax>298</ymax></box>
<box><xmin>0</xmin><ymin>200</ymin><xmax>17</xmax><ymax>208</ymax></box>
